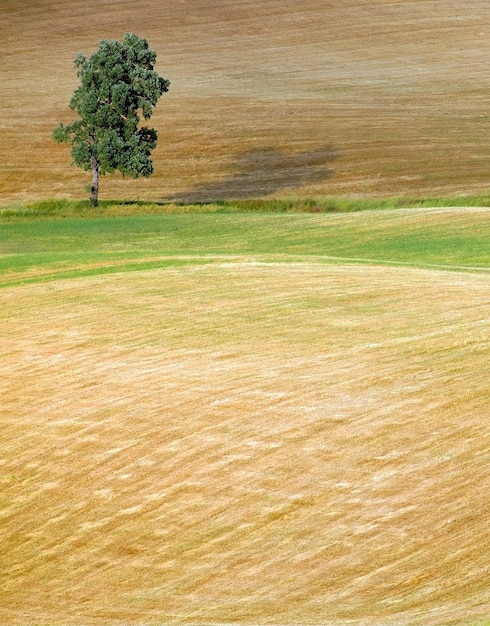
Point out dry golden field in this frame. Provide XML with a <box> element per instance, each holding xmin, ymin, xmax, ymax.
<box><xmin>1</xmin><ymin>253</ymin><xmax>490</xmax><ymax>626</ymax></box>
<box><xmin>1</xmin><ymin>0</ymin><xmax>490</xmax><ymax>202</ymax></box>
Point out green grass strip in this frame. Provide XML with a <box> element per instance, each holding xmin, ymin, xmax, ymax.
<box><xmin>1</xmin><ymin>204</ymin><xmax>489</xmax><ymax>286</ymax></box>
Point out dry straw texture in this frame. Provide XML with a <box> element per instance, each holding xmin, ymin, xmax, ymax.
<box><xmin>1</xmin><ymin>0</ymin><xmax>490</xmax><ymax>202</ymax></box>
<box><xmin>1</xmin><ymin>261</ymin><xmax>489</xmax><ymax>625</ymax></box>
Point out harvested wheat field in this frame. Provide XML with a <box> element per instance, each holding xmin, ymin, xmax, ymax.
<box><xmin>1</xmin><ymin>255</ymin><xmax>489</xmax><ymax>625</ymax></box>
<box><xmin>1</xmin><ymin>0</ymin><xmax>490</xmax><ymax>202</ymax></box>
<box><xmin>1</xmin><ymin>0</ymin><xmax>490</xmax><ymax>624</ymax></box>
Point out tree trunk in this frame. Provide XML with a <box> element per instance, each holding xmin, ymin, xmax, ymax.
<box><xmin>90</xmin><ymin>156</ymin><xmax>100</xmax><ymax>207</ymax></box>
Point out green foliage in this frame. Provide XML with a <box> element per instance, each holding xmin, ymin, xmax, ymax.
<box><xmin>53</xmin><ymin>33</ymin><xmax>169</xmax><ymax>204</ymax></box>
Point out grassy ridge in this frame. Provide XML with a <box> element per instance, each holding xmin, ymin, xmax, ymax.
<box><xmin>2</xmin><ymin>196</ymin><xmax>490</xmax><ymax>218</ymax></box>
<box><xmin>1</xmin><ymin>203</ymin><xmax>489</xmax><ymax>287</ymax></box>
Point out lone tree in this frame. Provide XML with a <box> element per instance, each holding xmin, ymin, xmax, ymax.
<box><xmin>53</xmin><ymin>33</ymin><xmax>169</xmax><ymax>206</ymax></box>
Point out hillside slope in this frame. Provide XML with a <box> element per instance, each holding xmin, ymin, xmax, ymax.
<box><xmin>1</xmin><ymin>0</ymin><xmax>489</xmax><ymax>201</ymax></box>
<box><xmin>1</xmin><ymin>259</ymin><xmax>490</xmax><ymax>625</ymax></box>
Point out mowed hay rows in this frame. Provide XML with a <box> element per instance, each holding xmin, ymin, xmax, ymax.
<box><xmin>1</xmin><ymin>0</ymin><xmax>490</xmax><ymax>202</ymax></box>
<box><xmin>1</xmin><ymin>263</ymin><xmax>489</xmax><ymax>625</ymax></box>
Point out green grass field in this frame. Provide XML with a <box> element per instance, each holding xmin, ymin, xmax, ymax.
<box><xmin>1</xmin><ymin>202</ymin><xmax>490</xmax><ymax>287</ymax></box>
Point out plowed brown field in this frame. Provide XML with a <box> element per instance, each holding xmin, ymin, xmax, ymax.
<box><xmin>1</xmin><ymin>0</ymin><xmax>490</xmax><ymax>202</ymax></box>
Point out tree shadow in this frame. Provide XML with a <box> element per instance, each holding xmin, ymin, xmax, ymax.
<box><xmin>167</xmin><ymin>145</ymin><xmax>339</xmax><ymax>203</ymax></box>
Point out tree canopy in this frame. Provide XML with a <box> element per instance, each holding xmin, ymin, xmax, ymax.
<box><xmin>53</xmin><ymin>33</ymin><xmax>170</xmax><ymax>205</ymax></box>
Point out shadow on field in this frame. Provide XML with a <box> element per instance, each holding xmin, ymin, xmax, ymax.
<box><xmin>168</xmin><ymin>145</ymin><xmax>339</xmax><ymax>202</ymax></box>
